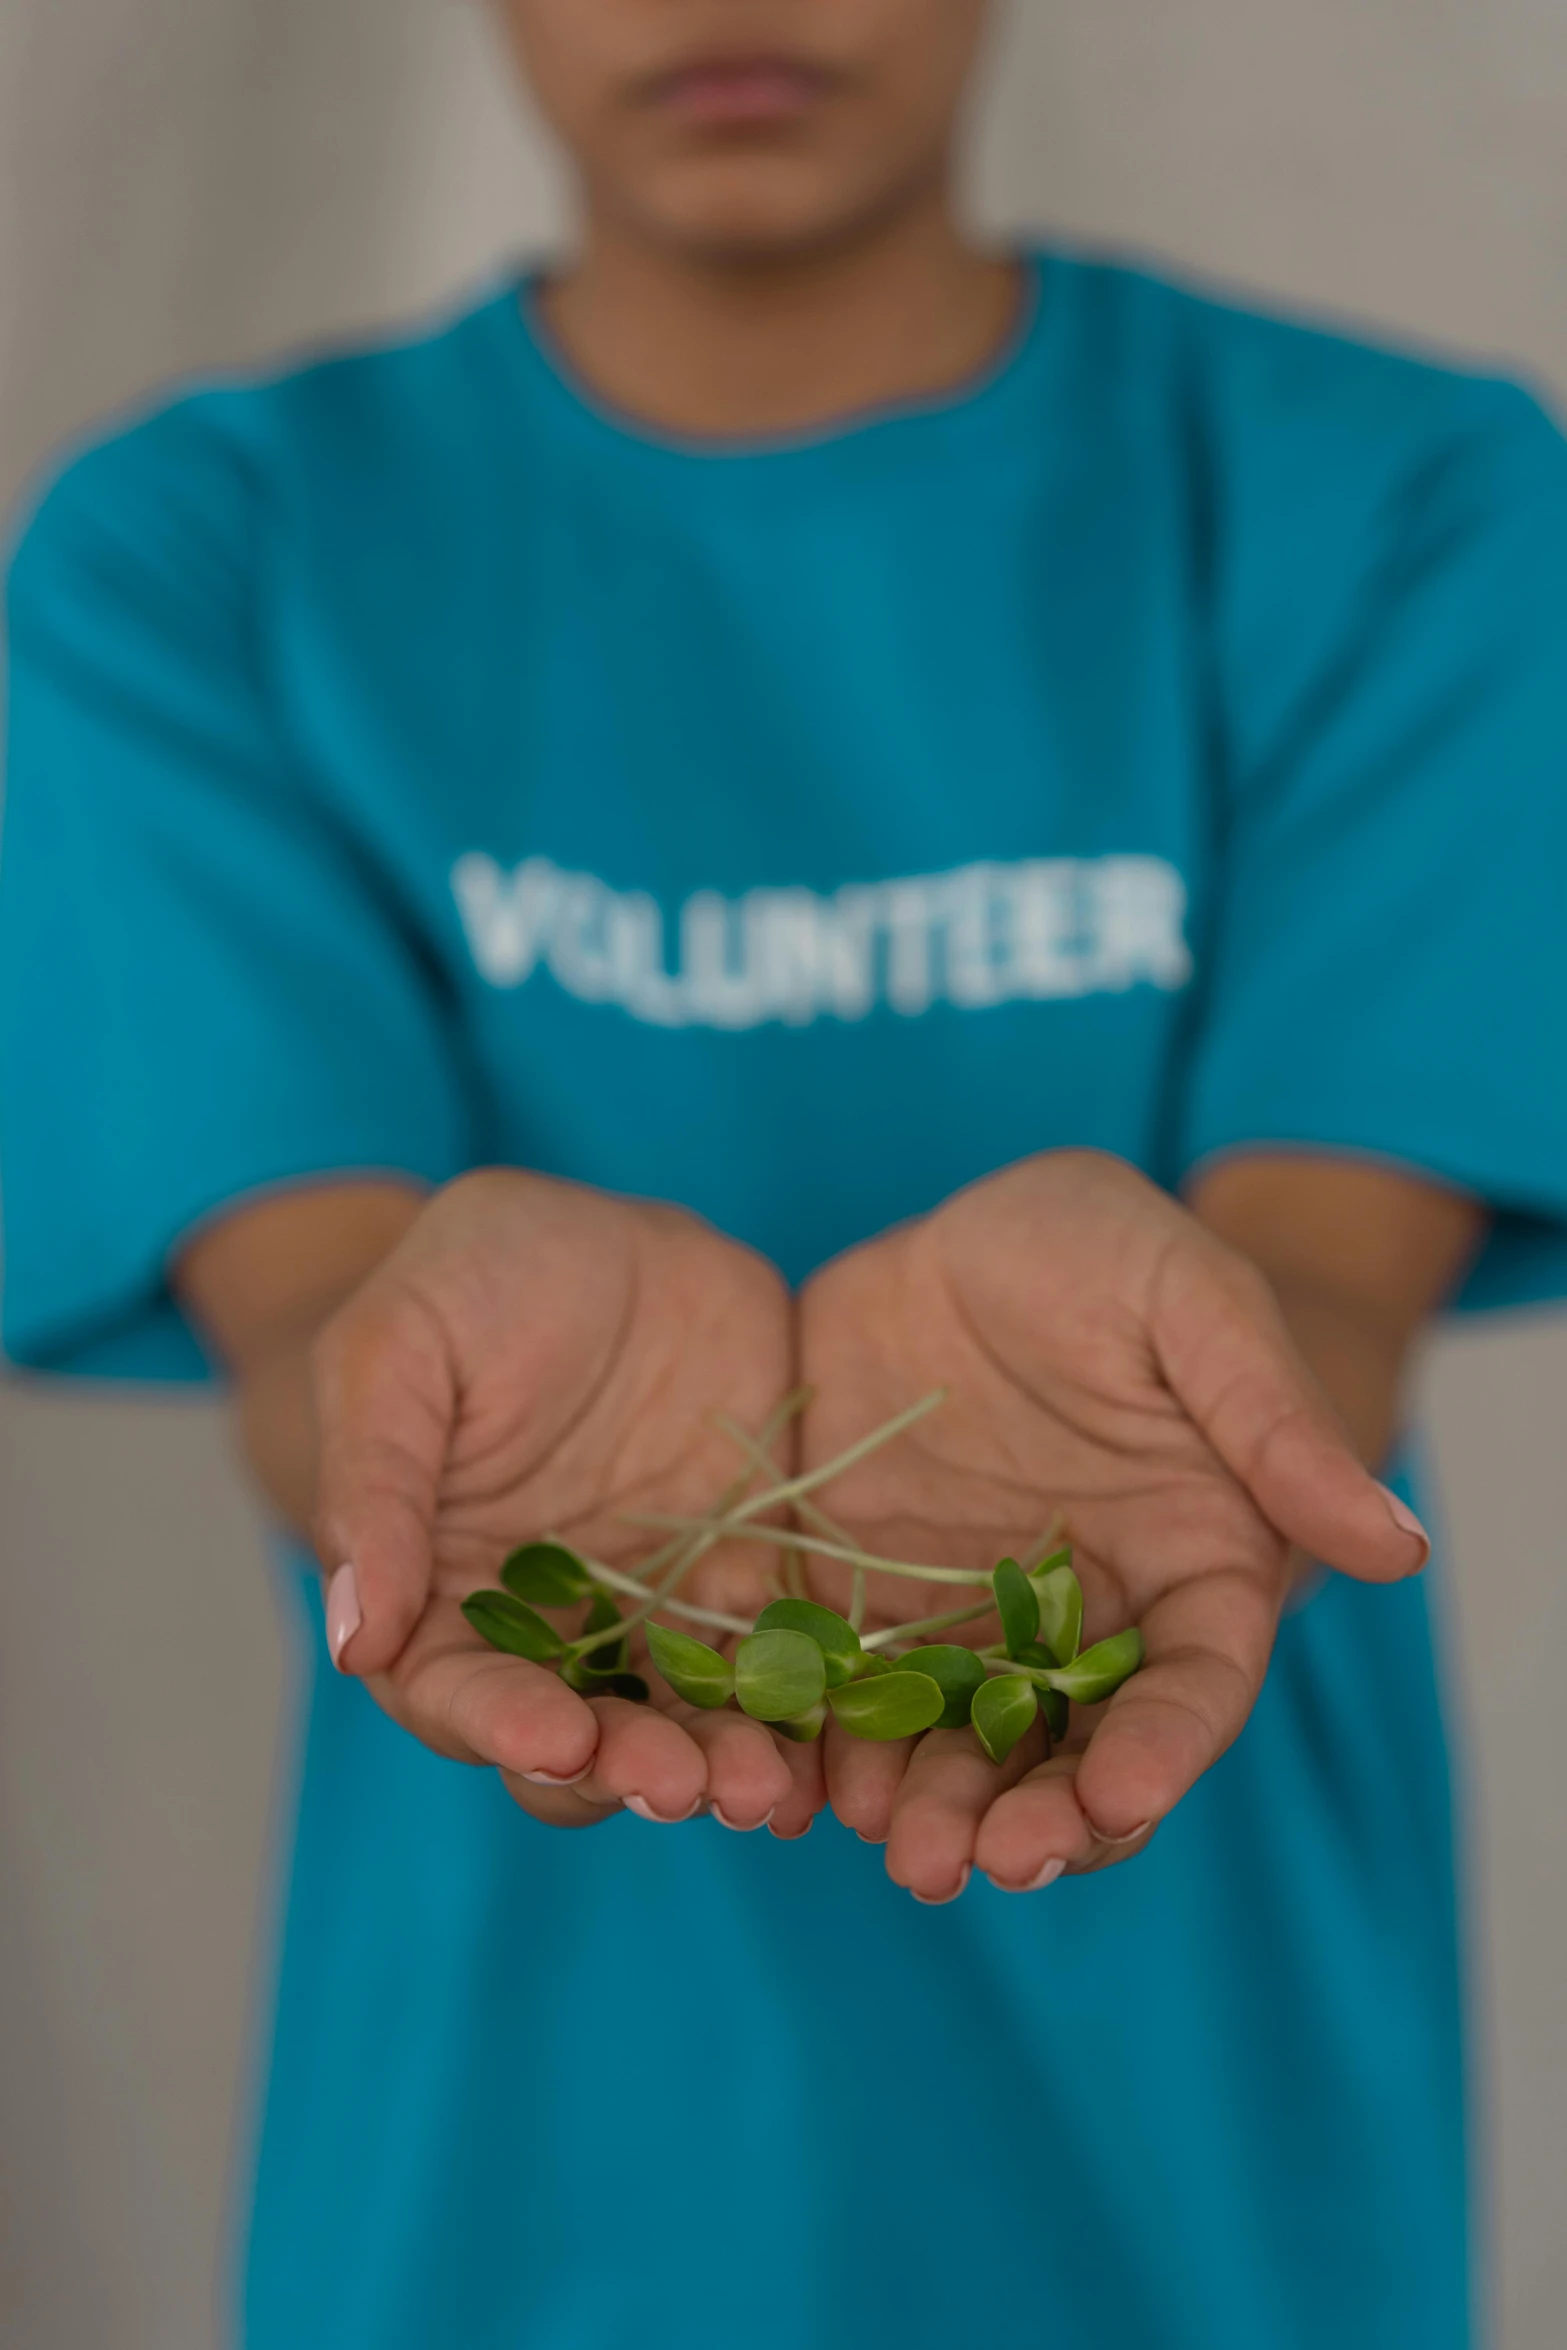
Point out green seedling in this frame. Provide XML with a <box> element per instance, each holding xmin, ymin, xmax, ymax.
<box><xmin>754</xmin><ymin>1597</ymin><xmax>862</xmax><ymax>1686</ymax></box>
<box><xmin>993</xmin><ymin>1557</ymin><xmax>1039</xmax><ymax>1658</ymax></box>
<box><xmin>736</xmin><ymin>1629</ymin><xmax>828</xmax><ymax>1722</ymax></box>
<box><xmin>1040</xmin><ymin>1629</ymin><xmax>1146</xmax><ymax>1704</ymax></box>
<box><xmin>461</xmin><ymin>1590</ymin><xmax>566</xmax><ymax>1663</ymax></box>
<box><xmin>645</xmin><ymin>1622</ymin><xmax>735</xmax><ymax>1710</ymax></box>
<box><xmin>460</xmin><ymin>1395</ymin><xmax>1146</xmax><ymax>1777</ymax></box>
<box><xmin>828</xmin><ymin>1671</ymin><xmax>946</xmax><ymax>1740</ymax></box>
<box><xmin>972</xmin><ymin>1672</ymin><xmax>1039</xmax><ymax>1765</ymax></box>
<box><xmin>775</xmin><ymin>1700</ymin><xmax>829</xmax><ymax>1743</ymax></box>
<box><xmin>897</xmin><ymin>1644</ymin><xmax>987</xmax><ymax>1729</ymax></box>
<box><xmin>1012</xmin><ymin>1645</ymin><xmax>1069</xmax><ymax>1739</ymax></box>
<box><xmin>502</xmin><ymin>1541</ymin><xmax>597</xmax><ymax>1609</ymax></box>
<box><xmin>1031</xmin><ymin>1561</ymin><xmax>1084</xmax><ymax>1664</ymax></box>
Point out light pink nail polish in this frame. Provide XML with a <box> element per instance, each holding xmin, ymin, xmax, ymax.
<box><xmin>325</xmin><ymin>1563</ymin><xmax>362</xmax><ymax>1673</ymax></box>
<box><xmin>625</xmin><ymin>1794</ymin><xmax>701</xmax><ymax>1825</ymax></box>
<box><xmin>1379</xmin><ymin>1484</ymin><xmax>1432</xmax><ymax>1568</ymax></box>
<box><xmin>1085</xmin><ymin>1818</ymin><xmax>1154</xmax><ymax>1850</ymax></box>
<box><xmin>912</xmin><ymin>1863</ymin><xmax>972</xmax><ymax>1907</ymax></box>
<box><xmin>522</xmin><ymin>1763</ymin><xmax>593</xmax><ymax>1788</ymax></box>
<box><xmin>711</xmin><ymin>1804</ymin><xmax>776</xmax><ymax>1833</ymax></box>
<box><xmin>987</xmin><ymin>1857</ymin><xmax>1066</xmax><ymax>1894</ymax></box>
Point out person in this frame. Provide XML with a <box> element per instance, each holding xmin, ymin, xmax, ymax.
<box><xmin>4</xmin><ymin>3</ymin><xmax>1567</xmax><ymax>2344</ymax></box>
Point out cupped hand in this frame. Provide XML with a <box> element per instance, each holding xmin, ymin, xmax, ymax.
<box><xmin>796</xmin><ymin>1151</ymin><xmax>1427</xmax><ymax>1901</ymax></box>
<box><xmin>312</xmin><ymin>1170</ymin><xmax>818</xmax><ymax>1837</ymax></box>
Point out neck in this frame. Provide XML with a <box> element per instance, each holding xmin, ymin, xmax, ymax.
<box><xmin>538</xmin><ymin>187</ymin><xmax>1021</xmax><ymax>439</ymax></box>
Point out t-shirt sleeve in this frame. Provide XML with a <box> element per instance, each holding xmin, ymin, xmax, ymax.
<box><xmin>1</xmin><ymin>404</ymin><xmax>475</xmax><ymax>1380</ymax></box>
<box><xmin>1179</xmin><ymin>355</ymin><xmax>1567</xmax><ymax>1311</ymax></box>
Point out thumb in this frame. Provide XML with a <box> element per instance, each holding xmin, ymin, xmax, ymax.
<box><xmin>310</xmin><ymin>1283</ymin><xmax>451</xmax><ymax>1674</ymax></box>
<box><xmin>1153</xmin><ymin>1236</ymin><xmax>1430</xmax><ymax>1584</ymax></box>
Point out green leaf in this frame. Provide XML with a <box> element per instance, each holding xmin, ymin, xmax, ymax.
<box><xmin>645</xmin><ymin>1622</ymin><xmax>735</xmax><ymax>1710</ymax></box>
<box><xmin>1030</xmin><ymin>1563</ymin><xmax>1084</xmax><ymax>1664</ymax></box>
<box><xmin>754</xmin><ymin>1598</ymin><xmax>862</xmax><ymax>1687</ymax></box>
<box><xmin>1042</xmin><ymin>1628</ymin><xmax>1145</xmax><ymax>1703</ymax></box>
<box><xmin>574</xmin><ymin>1668</ymin><xmax>651</xmax><ymax>1704</ymax></box>
<box><xmin>735</xmin><ymin>1630</ymin><xmax>828</xmax><ymax>1722</ymax></box>
<box><xmin>898</xmin><ymin>1644</ymin><xmax>986</xmax><ymax>1729</ymax></box>
<box><xmin>500</xmin><ymin>1541</ymin><xmax>596</xmax><ymax>1609</ymax></box>
<box><xmin>993</xmin><ymin>1558</ymin><xmax>1039</xmax><ymax>1658</ymax></box>
<box><xmin>1015</xmin><ymin>1640</ymin><xmax>1059</xmax><ymax>1671</ymax></box>
<box><xmin>462</xmin><ymin>1590</ymin><xmax>567</xmax><ymax>1663</ymax></box>
<box><xmin>827</xmin><ymin>1671</ymin><xmax>945</xmax><ymax>1741</ymax></box>
<box><xmin>971</xmin><ymin>1672</ymin><xmax>1039</xmax><ymax>1765</ymax></box>
<box><xmin>774</xmin><ymin>1700</ymin><xmax>829</xmax><ymax>1743</ymax></box>
<box><xmin>577</xmin><ymin>1588</ymin><xmax>629</xmax><ymax>1669</ymax></box>
<box><xmin>852</xmin><ymin>1652</ymin><xmax>896</xmax><ymax>1679</ymax></box>
<box><xmin>1013</xmin><ymin>1645</ymin><xmax>1068</xmax><ymax>1741</ymax></box>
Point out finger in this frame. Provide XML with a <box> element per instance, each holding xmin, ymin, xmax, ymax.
<box><xmin>1070</xmin><ymin>1565</ymin><xmax>1276</xmax><ymax>1841</ymax></box>
<box><xmin>1155</xmin><ymin>1240</ymin><xmax>1430</xmax><ymax>1582</ymax></box>
<box><xmin>495</xmin><ymin>1771</ymin><xmax>623</xmax><ymax>1830</ymax></box>
<box><xmin>976</xmin><ymin>1755</ymin><xmax>1156</xmax><ymax>1888</ymax></box>
<box><xmin>766</xmin><ymin>1732</ymin><xmax>828</xmax><ymax>1841</ymax></box>
<box><xmin>822</xmin><ymin>1718</ymin><xmax>920</xmax><ymax>1844</ymax></box>
<box><xmin>570</xmin><ymin>1696</ymin><xmax>709</xmax><ymax>1824</ymax></box>
<box><xmin>885</xmin><ymin>1723</ymin><xmax>1041</xmax><ymax>1904</ymax></box>
<box><xmin>682</xmin><ymin>1709</ymin><xmax>794</xmax><ymax>1832</ymax></box>
<box><xmin>311</xmin><ymin>1280</ymin><xmax>452</xmax><ymax>1674</ymax></box>
<box><xmin>386</xmin><ymin>1611</ymin><xmax>600</xmax><ymax>1783</ymax></box>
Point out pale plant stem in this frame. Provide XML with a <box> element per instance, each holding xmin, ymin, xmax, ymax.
<box><xmin>713</xmin><ymin>1389</ymin><xmax>946</xmax><ymax>1529</ymax></box>
<box><xmin>715</xmin><ymin>1409</ymin><xmax>873</xmax><ymax>1630</ymax></box>
<box><xmin>579</xmin><ymin>1561</ymin><xmax>755</xmax><ymax>1639</ymax></box>
<box><xmin>620</xmin><ymin>1513</ymin><xmax>996</xmax><ymax>1588</ymax></box>
<box><xmin>563</xmin><ymin>1390</ymin><xmax>954</xmax><ymax>1659</ymax></box>
<box><xmin>980</xmin><ymin>1649</ymin><xmax>1063</xmax><ymax>1690</ymax></box>
<box><xmin>564</xmin><ymin>1389</ymin><xmax>813</xmax><ymax>1657</ymax></box>
<box><xmin>715</xmin><ymin>1410</ymin><xmax>862</xmax><ymax>1552</ymax></box>
<box><xmin>860</xmin><ymin>1600</ymin><xmax>996</xmax><ymax>1653</ymax></box>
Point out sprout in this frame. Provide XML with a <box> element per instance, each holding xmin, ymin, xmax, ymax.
<box><xmin>459</xmin><ymin>1396</ymin><xmax>1145</xmax><ymax>1791</ymax></box>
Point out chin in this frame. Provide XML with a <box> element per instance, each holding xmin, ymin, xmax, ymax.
<box><xmin>636</xmin><ymin>157</ymin><xmax>885</xmax><ymax>265</ymax></box>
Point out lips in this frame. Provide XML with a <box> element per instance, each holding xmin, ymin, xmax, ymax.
<box><xmin>644</xmin><ymin>55</ymin><xmax>834</xmax><ymax>130</ymax></box>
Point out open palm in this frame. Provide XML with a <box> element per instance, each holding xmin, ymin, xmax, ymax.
<box><xmin>314</xmin><ymin>1170</ymin><xmax>814</xmax><ymax>1834</ymax></box>
<box><xmin>798</xmin><ymin>1152</ymin><xmax>1424</xmax><ymax>1900</ymax></box>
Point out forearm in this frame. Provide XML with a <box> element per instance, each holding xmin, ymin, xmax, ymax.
<box><xmin>173</xmin><ymin>1180</ymin><xmax>427</xmax><ymax>1542</ymax></box>
<box><xmin>1190</xmin><ymin>1153</ymin><xmax>1485</xmax><ymax>1470</ymax></box>
<box><xmin>1252</xmin><ymin>1274</ymin><xmax>1408</xmax><ymax>1466</ymax></box>
<box><xmin>230</xmin><ymin>1322</ymin><xmax>325</xmax><ymax>1538</ymax></box>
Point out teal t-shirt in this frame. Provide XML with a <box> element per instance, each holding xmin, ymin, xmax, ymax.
<box><xmin>7</xmin><ymin>251</ymin><xmax>1567</xmax><ymax>2350</ymax></box>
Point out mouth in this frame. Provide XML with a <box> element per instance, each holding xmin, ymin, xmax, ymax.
<box><xmin>638</xmin><ymin>53</ymin><xmax>840</xmax><ymax>133</ymax></box>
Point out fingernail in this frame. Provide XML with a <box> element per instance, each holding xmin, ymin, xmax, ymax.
<box><xmin>855</xmin><ymin>1830</ymin><xmax>884</xmax><ymax>1845</ymax></box>
<box><xmin>325</xmin><ymin>1563</ymin><xmax>362</xmax><ymax>1673</ymax></box>
<box><xmin>911</xmin><ymin>1863</ymin><xmax>972</xmax><ymax>1907</ymax></box>
<box><xmin>711</xmin><ymin>1804</ymin><xmax>776</xmax><ymax>1833</ymax></box>
<box><xmin>767</xmin><ymin>1816</ymin><xmax>815</xmax><ymax>1841</ymax></box>
<box><xmin>1379</xmin><ymin>1484</ymin><xmax>1432</xmax><ymax>1568</ymax></box>
<box><xmin>626</xmin><ymin>1794</ymin><xmax>701</xmax><ymax>1825</ymax></box>
<box><xmin>987</xmin><ymin>1857</ymin><xmax>1065</xmax><ymax>1894</ymax></box>
<box><xmin>1086</xmin><ymin>1818</ymin><xmax>1153</xmax><ymax>1849</ymax></box>
<box><xmin>522</xmin><ymin>1762</ymin><xmax>594</xmax><ymax>1787</ymax></box>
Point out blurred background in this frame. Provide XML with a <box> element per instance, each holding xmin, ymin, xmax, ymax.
<box><xmin>1</xmin><ymin>2</ymin><xmax>1564</xmax><ymax>2344</ymax></box>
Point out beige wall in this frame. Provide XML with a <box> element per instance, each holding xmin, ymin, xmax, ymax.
<box><xmin>1</xmin><ymin>4</ymin><xmax>1564</xmax><ymax>2344</ymax></box>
